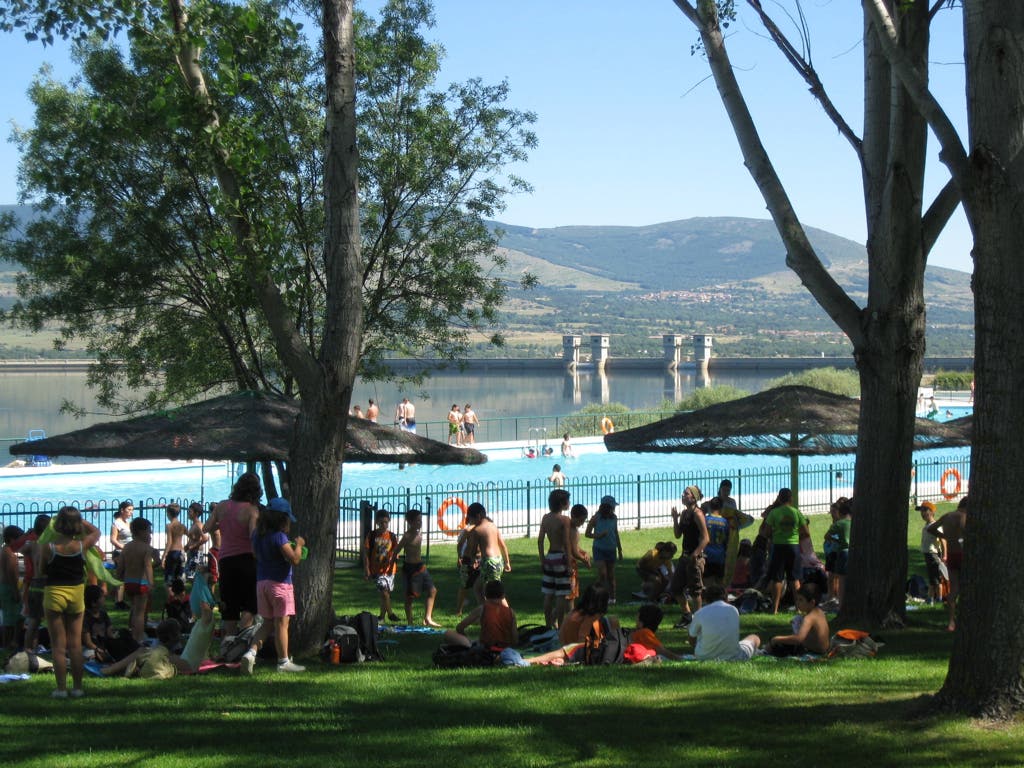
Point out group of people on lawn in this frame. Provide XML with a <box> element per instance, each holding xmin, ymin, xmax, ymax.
<box><xmin>12</xmin><ymin>469</ymin><xmax>969</xmax><ymax>696</ymax></box>
<box><xmin>363</xmin><ymin>486</ymin><xmax>833</xmax><ymax>663</ymax></box>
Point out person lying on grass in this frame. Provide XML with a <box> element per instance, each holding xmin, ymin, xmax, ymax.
<box><xmin>766</xmin><ymin>582</ymin><xmax>830</xmax><ymax>657</ymax></box>
<box><xmin>443</xmin><ymin>579</ymin><xmax>518</xmax><ymax>650</ymax></box>
<box><xmin>630</xmin><ymin>603</ymin><xmax>683</xmax><ymax>660</ymax></box>
<box><xmin>100</xmin><ymin>619</ymin><xmax>194</xmax><ymax>678</ymax></box>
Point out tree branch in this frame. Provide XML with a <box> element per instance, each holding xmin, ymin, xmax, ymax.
<box><xmin>747</xmin><ymin>0</ymin><xmax>863</xmax><ymax>159</ymax></box>
<box><xmin>166</xmin><ymin>0</ymin><xmax>318</xmax><ymax>389</ymax></box>
<box><xmin>674</xmin><ymin>0</ymin><xmax>865</xmax><ymax>347</ymax></box>
<box><xmin>921</xmin><ymin>177</ymin><xmax>962</xmax><ymax>257</ymax></box>
<box><xmin>863</xmin><ymin>0</ymin><xmax>970</xmax><ymax>184</ymax></box>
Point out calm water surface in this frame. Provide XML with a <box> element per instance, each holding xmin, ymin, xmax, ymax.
<box><xmin>0</xmin><ymin>367</ymin><xmax>785</xmax><ymax>446</ymax></box>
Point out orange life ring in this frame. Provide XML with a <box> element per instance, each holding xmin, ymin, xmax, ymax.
<box><xmin>940</xmin><ymin>468</ymin><xmax>962</xmax><ymax>500</ymax></box>
<box><xmin>437</xmin><ymin>497</ymin><xmax>468</xmax><ymax>536</ymax></box>
<box><xmin>600</xmin><ymin>416</ymin><xmax>615</xmax><ymax>435</ymax></box>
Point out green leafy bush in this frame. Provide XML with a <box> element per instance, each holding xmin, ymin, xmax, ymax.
<box><xmin>673</xmin><ymin>385</ymin><xmax>748</xmax><ymax>412</ymax></box>
<box><xmin>764</xmin><ymin>367</ymin><xmax>860</xmax><ymax>397</ymax></box>
<box><xmin>559</xmin><ymin>402</ymin><xmax>634</xmax><ymax>437</ymax></box>
<box><xmin>932</xmin><ymin>370</ymin><xmax>974</xmax><ymax>390</ymax></box>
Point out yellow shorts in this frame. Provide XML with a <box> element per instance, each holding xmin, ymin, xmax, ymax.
<box><xmin>43</xmin><ymin>584</ymin><xmax>85</xmax><ymax>615</ymax></box>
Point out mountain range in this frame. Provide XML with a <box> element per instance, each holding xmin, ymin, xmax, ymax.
<box><xmin>0</xmin><ymin>205</ymin><xmax>974</xmax><ymax>358</ymax></box>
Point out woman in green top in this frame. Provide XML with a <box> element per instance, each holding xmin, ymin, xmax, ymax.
<box><xmin>762</xmin><ymin>489</ymin><xmax>810</xmax><ymax>614</ymax></box>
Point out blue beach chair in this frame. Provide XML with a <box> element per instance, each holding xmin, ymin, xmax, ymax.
<box><xmin>26</xmin><ymin>429</ymin><xmax>51</xmax><ymax>467</ymax></box>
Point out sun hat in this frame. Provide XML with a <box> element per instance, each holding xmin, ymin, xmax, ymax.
<box><xmin>915</xmin><ymin>501</ymin><xmax>936</xmax><ymax>513</ymax></box>
<box><xmin>600</xmin><ymin>495</ymin><xmax>618</xmax><ymax>507</ymax></box>
<box><xmin>268</xmin><ymin>497</ymin><xmax>296</xmax><ymax>521</ymax></box>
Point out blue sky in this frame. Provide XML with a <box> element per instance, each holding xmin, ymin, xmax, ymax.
<box><xmin>0</xmin><ymin>1</ymin><xmax>972</xmax><ymax>273</ymax></box>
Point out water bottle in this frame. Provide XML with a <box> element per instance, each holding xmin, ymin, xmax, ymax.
<box><xmin>330</xmin><ymin>641</ymin><xmax>340</xmax><ymax>665</ymax></box>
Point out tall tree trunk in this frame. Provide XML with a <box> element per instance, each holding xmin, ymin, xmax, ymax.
<box><xmin>676</xmin><ymin>0</ymin><xmax>939</xmax><ymax>627</ymax></box>
<box><xmin>935</xmin><ymin>0</ymin><xmax>1024</xmax><ymax>717</ymax></box>
<box><xmin>841</xmin><ymin>1</ymin><xmax>930</xmax><ymax>628</ymax></box>
<box><xmin>290</xmin><ymin>0</ymin><xmax>365</xmax><ymax>655</ymax></box>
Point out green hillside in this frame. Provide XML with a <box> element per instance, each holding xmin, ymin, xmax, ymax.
<box><xmin>0</xmin><ymin>205</ymin><xmax>974</xmax><ymax>359</ymax></box>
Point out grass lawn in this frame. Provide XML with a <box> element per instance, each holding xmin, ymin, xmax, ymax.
<box><xmin>3</xmin><ymin>508</ymin><xmax>1022</xmax><ymax>767</ymax></box>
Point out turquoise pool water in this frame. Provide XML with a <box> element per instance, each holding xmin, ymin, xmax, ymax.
<box><xmin>0</xmin><ymin>440</ymin><xmax>970</xmax><ymax>511</ymax></box>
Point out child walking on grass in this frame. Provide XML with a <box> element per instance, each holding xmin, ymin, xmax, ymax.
<box><xmin>390</xmin><ymin>509</ymin><xmax>441</xmax><ymax>627</ymax></box>
<box><xmin>586</xmin><ymin>495</ymin><xmax>623</xmax><ymax>604</ymax></box>
<box><xmin>241</xmin><ymin>498</ymin><xmax>306</xmax><ymax>674</ymax></box>
<box><xmin>364</xmin><ymin>510</ymin><xmax>400</xmax><ymax>622</ymax></box>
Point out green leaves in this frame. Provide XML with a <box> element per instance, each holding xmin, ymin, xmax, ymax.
<box><xmin>2</xmin><ymin>0</ymin><xmax>536</xmax><ymax>410</ymax></box>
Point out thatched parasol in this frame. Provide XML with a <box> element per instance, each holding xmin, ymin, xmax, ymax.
<box><xmin>603</xmin><ymin>385</ymin><xmax>969</xmax><ymax>498</ymax></box>
<box><xmin>8</xmin><ymin>390</ymin><xmax>486</xmax><ymax>465</ymax></box>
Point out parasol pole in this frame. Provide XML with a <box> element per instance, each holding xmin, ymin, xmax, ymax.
<box><xmin>789</xmin><ymin>429</ymin><xmax>800</xmax><ymax>505</ymax></box>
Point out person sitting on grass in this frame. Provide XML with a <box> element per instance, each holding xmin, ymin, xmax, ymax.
<box><xmin>635</xmin><ymin>541</ymin><xmax>676</xmax><ymax>601</ymax></box>
<box><xmin>688</xmin><ymin>584</ymin><xmax>760</xmax><ymax>661</ymax></box>
<box><xmin>559</xmin><ymin>584</ymin><xmax>618</xmax><ymax>645</ymax></box>
<box><xmin>100</xmin><ymin>618</ymin><xmax>193</xmax><ymax>678</ymax></box>
<box><xmin>630</xmin><ymin>604</ymin><xmax>683</xmax><ymax>660</ymax></box>
<box><xmin>82</xmin><ymin>584</ymin><xmax>117</xmax><ymax>663</ymax></box>
<box><xmin>767</xmin><ymin>583</ymin><xmax>830</xmax><ymax>657</ymax></box>
<box><xmin>443</xmin><ymin>580</ymin><xmax>518</xmax><ymax>650</ymax></box>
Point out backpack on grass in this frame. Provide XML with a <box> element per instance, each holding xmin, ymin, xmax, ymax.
<box><xmin>582</xmin><ymin>617</ymin><xmax>629</xmax><ymax>665</ymax></box>
<box><xmin>432</xmin><ymin>643</ymin><xmax>498</xmax><ymax>669</ymax></box>
<box><xmin>828</xmin><ymin>629</ymin><xmax>884</xmax><ymax>659</ymax></box>
<box><xmin>218</xmin><ymin>623</ymin><xmax>258</xmax><ymax>663</ymax></box>
<box><xmin>517</xmin><ymin>623</ymin><xmax>560</xmax><ymax>652</ymax></box>
<box><xmin>331</xmin><ymin>612</ymin><xmax>383</xmax><ymax>662</ymax></box>
<box><xmin>323</xmin><ymin>623</ymin><xmax>363</xmax><ymax>664</ymax></box>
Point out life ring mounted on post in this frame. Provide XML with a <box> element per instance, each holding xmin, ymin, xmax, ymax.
<box><xmin>940</xmin><ymin>467</ymin><xmax>962</xmax><ymax>500</ymax></box>
<box><xmin>437</xmin><ymin>497</ymin><xmax>468</xmax><ymax>536</ymax></box>
<box><xmin>600</xmin><ymin>416</ymin><xmax>615</xmax><ymax>435</ymax></box>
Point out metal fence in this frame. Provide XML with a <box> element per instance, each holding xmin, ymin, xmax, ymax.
<box><xmin>336</xmin><ymin>453</ymin><xmax>971</xmax><ymax>560</ymax></box>
<box><xmin>391</xmin><ymin>411</ymin><xmax>672</xmax><ymax>444</ymax></box>
<box><xmin>1</xmin><ymin>454</ymin><xmax>971</xmax><ymax>563</ymax></box>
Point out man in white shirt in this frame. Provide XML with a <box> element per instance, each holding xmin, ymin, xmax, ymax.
<box><xmin>688</xmin><ymin>584</ymin><xmax>760</xmax><ymax>661</ymax></box>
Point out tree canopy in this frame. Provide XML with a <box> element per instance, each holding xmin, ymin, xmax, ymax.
<box><xmin>1</xmin><ymin>0</ymin><xmax>536</xmax><ymax>411</ymax></box>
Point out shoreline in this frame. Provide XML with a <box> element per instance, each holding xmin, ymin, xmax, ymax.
<box><xmin>0</xmin><ymin>355</ymin><xmax>975</xmax><ymax>375</ymax></box>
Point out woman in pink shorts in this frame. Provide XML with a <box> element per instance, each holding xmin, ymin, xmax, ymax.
<box><xmin>239</xmin><ymin>498</ymin><xmax>306</xmax><ymax>674</ymax></box>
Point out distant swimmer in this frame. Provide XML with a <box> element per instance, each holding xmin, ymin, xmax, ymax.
<box><xmin>561</xmin><ymin>433</ymin><xmax>575</xmax><ymax>458</ymax></box>
<box><xmin>367</xmin><ymin>399</ymin><xmax>379</xmax><ymax>423</ymax></box>
<box><xmin>549</xmin><ymin>464</ymin><xmax>566</xmax><ymax>487</ymax></box>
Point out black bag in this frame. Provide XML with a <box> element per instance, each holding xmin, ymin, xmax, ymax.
<box><xmin>329</xmin><ymin>624</ymin><xmax>363</xmax><ymax>663</ymax></box>
<box><xmin>432</xmin><ymin>643</ymin><xmax>498</xmax><ymax>669</ymax></box>
<box><xmin>906</xmin><ymin>574</ymin><xmax>928</xmax><ymax>599</ymax></box>
<box><xmin>737</xmin><ymin>588</ymin><xmax>772</xmax><ymax>615</ymax></box>
<box><xmin>515</xmin><ymin>624</ymin><xmax>552</xmax><ymax>648</ymax></box>
<box><xmin>582</xmin><ymin>617</ymin><xmax>629</xmax><ymax>665</ymax></box>
<box><xmin>163</xmin><ymin>598</ymin><xmax>193</xmax><ymax>633</ymax></box>
<box><xmin>333</xmin><ymin>611</ymin><xmax>383</xmax><ymax>662</ymax></box>
<box><xmin>219</xmin><ymin>623</ymin><xmax>258</xmax><ymax>663</ymax></box>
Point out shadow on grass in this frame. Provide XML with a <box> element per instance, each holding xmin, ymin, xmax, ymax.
<box><xmin>5</xmin><ymin>514</ymin><xmax>1014</xmax><ymax>768</ymax></box>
